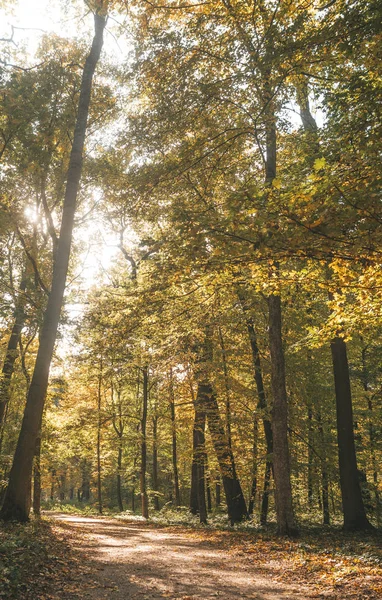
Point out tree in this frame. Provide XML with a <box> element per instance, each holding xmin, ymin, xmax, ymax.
<box><xmin>0</xmin><ymin>8</ymin><xmax>106</xmax><ymax>522</ymax></box>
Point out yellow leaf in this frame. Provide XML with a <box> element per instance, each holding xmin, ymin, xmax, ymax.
<box><xmin>313</xmin><ymin>157</ymin><xmax>326</xmax><ymax>171</ymax></box>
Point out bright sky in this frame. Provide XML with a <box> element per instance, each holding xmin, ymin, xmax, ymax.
<box><xmin>1</xmin><ymin>0</ymin><xmax>130</xmax><ymax>64</ymax></box>
<box><xmin>1</xmin><ymin>0</ymin><xmax>126</xmax><ymax>337</ymax></box>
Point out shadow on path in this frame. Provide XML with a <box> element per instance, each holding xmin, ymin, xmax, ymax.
<box><xmin>49</xmin><ymin>514</ymin><xmax>313</xmax><ymax>600</ymax></box>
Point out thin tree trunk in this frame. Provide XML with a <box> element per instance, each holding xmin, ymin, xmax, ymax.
<box><xmin>215</xmin><ymin>476</ymin><xmax>221</xmax><ymax>507</ymax></box>
<box><xmin>140</xmin><ymin>366</ymin><xmax>149</xmax><ymax>519</ymax></box>
<box><xmin>217</xmin><ymin>326</ymin><xmax>232</xmax><ymax>449</ymax></box>
<box><xmin>0</xmin><ymin>271</ymin><xmax>27</xmax><ymax>430</ymax></box>
<box><xmin>260</xmin><ymin>460</ymin><xmax>272</xmax><ymax>526</ymax></box>
<box><xmin>307</xmin><ymin>402</ymin><xmax>314</xmax><ymax>508</ymax></box>
<box><xmin>169</xmin><ymin>370</ymin><xmax>181</xmax><ymax>506</ymax></box>
<box><xmin>116</xmin><ymin>442</ymin><xmax>123</xmax><ymax>512</ymax></box>
<box><xmin>236</xmin><ymin>289</ymin><xmax>273</xmax><ymax>524</ymax></box>
<box><xmin>191</xmin><ymin>406</ymin><xmax>207</xmax><ymax>523</ymax></box>
<box><xmin>97</xmin><ymin>369</ymin><xmax>103</xmax><ymax>515</ymax></box>
<box><xmin>195</xmin><ymin>329</ymin><xmax>248</xmax><ymax>524</ymax></box>
<box><xmin>361</xmin><ymin>343</ymin><xmax>380</xmax><ymax>525</ymax></box>
<box><xmin>205</xmin><ymin>453</ymin><xmax>212</xmax><ymax>512</ymax></box>
<box><xmin>317</xmin><ymin>408</ymin><xmax>330</xmax><ymax>525</ymax></box>
<box><xmin>32</xmin><ymin>420</ymin><xmax>42</xmax><ymax>516</ymax></box>
<box><xmin>248</xmin><ymin>416</ymin><xmax>258</xmax><ymax>516</ymax></box>
<box><xmin>331</xmin><ymin>337</ymin><xmax>372</xmax><ymax>530</ymax></box>
<box><xmin>0</xmin><ymin>12</ymin><xmax>106</xmax><ymax>522</ymax></box>
<box><xmin>152</xmin><ymin>413</ymin><xmax>160</xmax><ymax>511</ymax></box>
<box><xmin>50</xmin><ymin>469</ymin><xmax>55</xmax><ymax>501</ymax></box>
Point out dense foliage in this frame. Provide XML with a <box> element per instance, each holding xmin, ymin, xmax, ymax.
<box><xmin>0</xmin><ymin>0</ymin><xmax>381</xmax><ymax>534</ymax></box>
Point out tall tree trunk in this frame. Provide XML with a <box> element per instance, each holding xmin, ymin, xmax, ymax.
<box><xmin>152</xmin><ymin>413</ymin><xmax>160</xmax><ymax>511</ymax></box>
<box><xmin>268</xmin><ymin>294</ymin><xmax>297</xmax><ymax>536</ymax></box>
<box><xmin>140</xmin><ymin>366</ymin><xmax>149</xmax><ymax>519</ymax></box>
<box><xmin>0</xmin><ymin>271</ymin><xmax>27</xmax><ymax>430</ymax></box>
<box><xmin>215</xmin><ymin>475</ymin><xmax>221</xmax><ymax>507</ymax></box>
<box><xmin>317</xmin><ymin>408</ymin><xmax>330</xmax><ymax>525</ymax></box>
<box><xmin>191</xmin><ymin>406</ymin><xmax>207</xmax><ymax>523</ymax></box>
<box><xmin>331</xmin><ymin>337</ymin><xmax>372</xmax><ymax>530</ymax></box>
<box><xmin>97</xmin><ymin>369</ymin><xmax>103</xmax><ymax>515</ymax></box>
<box><xmin>264</xmin><ymin>70</ymin><xmax>297</xmax><ymax>535</ymax></box>
<box><xmin>307</xmin><ymin>402</ymin><xmax>314</xmax><ymax>508</ymax></box>
<box><xmin>116</xmin><ymin>442</ymin><xmax>123</xmax><ymax>512</ymax></box>
<box><xmin>217</xmin><ymin>326</ymin><xmax>232</xmax><ymax>449</ymax></box>
<box><xmin>236</xmin><ymin>289</ymin><xmax>273</xmax><ymax>524</ymax></box>
<box><xmin>205</xmin><ymin>453</ymin><xmax>212</xmax><ymax>512</ymax></box>
<box><xmin>361</xmin><ymin>342</ymin><xmax>380</xmax><ymax>526</ymax></box>
<box><xmin>195</xmin><ymin>329</ymin><xmax>248</xmax><ymax>524</ymax></box>
<box><xmin>169</xmin><ymin>370</ymin><xmax>181</xmax><ymax>506</ymax></box>
<box><xmin>246</xmin><ymin>322</ymin><xmax>272</xmax><ymax>521</ymax></box>
<box><xmin>248</xmin><ymin>415</ymin><xmax>258</xmax><ymax>517</ymax></box>
<box><xmin>260</xmin><ymin>460</ymin><xmax>272</xmax><ymax>526</ymax></box>
<box><xmin>32</xmin><ymin>421</ymin><xmax>42</xmax><ymax>516</ymax></box>
<box><xmin>0</xmin><ymin>12</ymin><xmax>106</xmax><ymax>522</ymax></box>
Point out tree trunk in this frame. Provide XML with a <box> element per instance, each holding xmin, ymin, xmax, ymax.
<box><xmin>317</xmin><ymin>408</ymin><xmax>330</xmax><ymax>526</ymax></box>
<box><xmin>248</xmin><ymin>415</ymin><xmax>258</xmax><ymax>516</ymax></box>
<box><xmin>260</xmin><ymin>460</ymin><xmax>272</xmax><ymax>526</ymax></box>
<box><xmin>236</xmin><ymin>290</ymin><xmax>274</xmax><ymax>524</ymax></box>
<box><xmin>307</xmin><ymin>402</ymin><xmax>314</xmax><ymax>508</ymax></box>
<box><xmin>97</xmin><ymin>370</ymin><xmax>103</xmax><ymax>515</ymax></box>
<box><xmin>268</xmin><ymin>294</ymin><xmax>298</xmax><ymax>536</ymax></box>
<box><xmin>217</xmin><ymin>326</ymin><xmax>232</xmax><ymax>449</ymax></box>
<box><xmin>195</xmin><ymin>330</ymin><xmax>248</xmax><ymax>524</ymax></box>
<box><xmin>140</xmin><ymin>366</ymin><xmax>149</xmax><ymax>519</ymax></box>
<box><xmin>330</xmin><ymin>337</ymin><xmax>372</xmax><ymax>530</ymax></box>
<box><xmin>264</xmin><ymin>68</ymin><xmax>297</xmax><ymax>535</ymax></box>
<box><xmin>0</xmin><ymin>271</ymin><xmax>27</xmax><ymax>430</ymax></box>
<box><xmin>116</xmin><ymin>442</ymin><xmax>123</xmax><ymax>512</ymax></box>
<box><xmin>169</xmin><ymin>370</ymin><xmax>181</xmax><ymax>507</ymax></box>
<box><xmin>361</xmin><ymin>343</ymin><xmax>380</xmax><ymax>525</ymax></box>
<box><xmin>215</xmin><ymin>476</ymin><xmax>221</xmax><ymax>507</ymax></box>
<box><xmin>32</xmin><ymin>421</ymin><xmax>42</xmax><ymax>516</ymax></box>
<box><xmin>50</xmin><ymin>469</ymin><xmax>55</xmax><ymax>501</ymax></box>
<box><xmin>0</xmin><ymin>13</ymin><xmax>106</xmax><ymax>522</ymax></box>
<box><xmin>152</xmin><ymin>414</ymin><xmax>160</xmax><ymax>511</ymax></box>
<box><xmin>205</xmin><ymin>453</ymin><xmax>212</xmax><ymax>512</ymax></box>
<box><xmin>192</xmin><ymin>406</ymin><xmax>207</xmax><ymax>524</ymax></box>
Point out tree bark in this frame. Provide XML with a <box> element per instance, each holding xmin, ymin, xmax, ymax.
<box><xmin>215</xmin><ymin>476</ymin><xmax>221</xmax><ymax>507</ymax></box>
<box><xmin>307</xmin><ymin>402</ymin><xmax>314</xmax><ymax>508</ymax></box>
<box><xmin>217</xmin><ymin>326</ymin><xmax>232</xmax><ymax>449</ymax></box>
<box><xmin>117</xmin><ymin>443</ymin><xmax>123</xmax><ymax>512</ymax></box>
<box><xmin>317</xmin><ymin>408</ymin><xmax>330</xmax><ymax>525</ymax></box>
<box><xmin>0</xmin><ymin>270</ymin><xmax>27</xmax><ymax>430</ymax></box>
<box><xmin>0</xmin><ymin>12</ymin><xmax>106</xmax><ymax>522</ymax></box>
<box><xmin>97</xmin><ymin>369</ymin><xmax>103</xmax><ymax>515</ymax></box>
<box><xmin>140</xmin><ymin>366</ymin><xmax>149</xmax><ymax>519</ymax></box>
<box><xmin>169</xmin><ymin>370</ymin><xmax>181</xmax><ymax>506</ymax></box>
<box><xmin>236</xmin><ymin>289</ymin><xmax>274</xmax><ymax>523</ymax></box>
<box><xmin>195</xmin><ymin>329</ymin><xmax>248</xmax><ymax>524</ymax></box>
<box><xmin>264</xmin><ymin>69</ymin><xmax>297</xmax><ymax>535</ymax></box>
<box><xmin>361</xmin><ymin>343</ymin><xmax>380</xmax><ymax>526</ymax></box>
<box><xmin>111</xmin><ymin>385</ymin><xmax>124</xmax><ymax>512</ymax></box>
<box><xmin>152</xmin><ymin>413</ymin><xmax>160</xmax><ymax>511</ymax></box>
<box><xmin>268</xmin><ymin>294</ymin><xmax>298</xmax><ymax>536</ymax></box>
<box><xmin>331</xmin><ymin>337</ymin><xmax>372</xmax><ymax>530</ymax></box>
<box><xmin>32</xmin><ymin>421</ymin><xmax>42</xmax><ymax>516</ymax></box>
<box><xmin>191</xmin><ymin>406</ymin><xmax>207</xmax><ymax>523</ymax></box>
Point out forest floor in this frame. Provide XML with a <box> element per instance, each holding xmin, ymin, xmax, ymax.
<box><xmin>0</xmin><ymin>513</ymin><xmax>381</xmax><ymax>600</ymax></box>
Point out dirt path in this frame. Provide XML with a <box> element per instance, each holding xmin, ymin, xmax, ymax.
<box><xmin>49</xmin><ymin>514</ymin><xmax>315</xmax><ymax>600</ymax></box>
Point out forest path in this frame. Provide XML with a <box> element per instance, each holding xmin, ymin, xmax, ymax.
<box><xmin>49</xmin><ymin>513</ymin><xmax>315</xmax><ymax>600</ymax></box>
